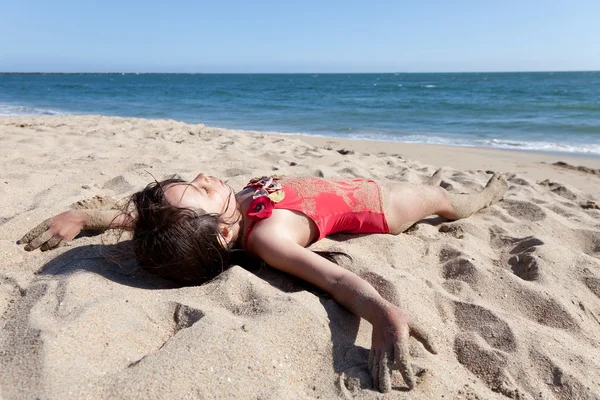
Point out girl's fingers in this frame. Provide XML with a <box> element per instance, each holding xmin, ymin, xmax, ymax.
<box><xmin>40</xmin><ymin>236</ymin><xmax>62</xmax><ymax>252</ymax></box>
<box><xmin>409</xmin><ymin>322</ymin><xmax>437</xmax><ymax>354</ymax></box>
<box><xmin>24</xmin><ymin>230</ymin><xmax>54</xmax><ymax>251</ymax></box>
<box><xmin>394</xmin><ymin>339</ymin><xmax>415</xmax><ymax>389</ymax></box>
<box><xmin>17</xmin><ymin>218</ymin><xmax>52</xmax><ymax>245</ymax></box>
<box><xmin>378</xmin><ymin>350</ymin><xmax>393</xmax><ymax>393</ymax></box>
<box><xmin>370</xmin><ymin>349</ymin><xmax>381</xmax><ymax>391</ymax></box>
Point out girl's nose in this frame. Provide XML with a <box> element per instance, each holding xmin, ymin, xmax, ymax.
<box><xmin>192</xmin><ymin>173</ymin><xmax>207</xmax><ymax>183</ymax></box>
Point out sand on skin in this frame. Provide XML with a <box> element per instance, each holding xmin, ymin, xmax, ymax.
<box><xmin>1</xmin><ymin>115</ymin><xmax>599</xmax><ymax>399</ymax></box>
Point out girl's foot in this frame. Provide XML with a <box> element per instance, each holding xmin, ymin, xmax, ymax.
<box><xmin>425</xmin><ymin>168</ymin><xmax>445</xmax><ymax>186</ymax></box>
<box><xmin>482</xmin><ymin>173</ymin><xmax>509</xmax><ymax>207</ymax></box>
<box><xmin>446</xmin><ymin>173</ymin><xmax>508</xmax><ymax>219</ymax></box>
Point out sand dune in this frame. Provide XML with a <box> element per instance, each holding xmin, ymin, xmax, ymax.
<box><xmin>1</xmin><ymin>116</ymin><xmax>599</xmax><ymax>399</ymax></box>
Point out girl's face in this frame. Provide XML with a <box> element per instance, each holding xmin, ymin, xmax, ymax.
<box><xmin>163</xmin><ymin>173</ymin><xmax>235</xmax><ymax>217</ymax></box>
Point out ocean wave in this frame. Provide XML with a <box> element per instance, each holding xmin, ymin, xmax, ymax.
<box><xmin>398</xmin><ymin>135</ymin><xmax>600</xmax><ymax>156</ymax></box>
<box><xmin>0</xmin><ymin>103</ymin><xmax>67</xmax><ymax>116</ymax></box>
<box><xmin>484</xmin><ymin>138</ymin><xmax>600</xmax><ymax>155</ymax></box>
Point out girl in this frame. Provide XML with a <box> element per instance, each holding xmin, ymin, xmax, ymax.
<box><xmin>18</xmin><ymin>170</ymin><xmax>508</xmax><ymax>393</ymax></box>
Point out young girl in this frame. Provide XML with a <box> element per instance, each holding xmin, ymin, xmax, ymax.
<box><xmin>18</xmin><ymin>170</ymin><xmax>508</xmax><ymax>393</ymax></box>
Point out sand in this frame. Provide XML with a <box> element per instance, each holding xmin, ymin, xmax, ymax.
<box><xmin>1</xmin><ymin>115</ymin><xmax>599</xmax><ymax>399</ymax></box>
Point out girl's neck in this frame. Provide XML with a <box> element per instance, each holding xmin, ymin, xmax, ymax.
<box><xmin>230</xmin><ymin>188</ymin><xmax>254</xmax><ymax>249</ymax></box>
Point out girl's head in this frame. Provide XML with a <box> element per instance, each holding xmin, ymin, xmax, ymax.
<box><xmin>129</xmin><ymin>173</ymin><xmax>240</xmax><ymax>285</ymax></box>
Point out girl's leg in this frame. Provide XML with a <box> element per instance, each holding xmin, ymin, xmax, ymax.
<box><xmin>383</xmin><ymin>171</ymin><xmax>508</xmax><ymax>234</ymax></box>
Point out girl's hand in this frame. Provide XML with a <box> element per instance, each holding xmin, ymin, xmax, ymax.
<box><xmin>369</xmin><ymin>307</ymin><xmax>436</xmax><ymax>392</ymax></box>
<box><xmin>17</xmin><ymin>211</ymin><xmax>87</xmax><ymax>251</ymax></box>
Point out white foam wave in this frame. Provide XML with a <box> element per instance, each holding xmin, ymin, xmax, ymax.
<box><xmin>423</xmin><ymin>85</ymin><xmax>437</xmax><ymax>88</ymax></box>
<box><xmin>0</xmin><ymin>103</ymin><xmax>67</xmax><ymax>116</ymax></box>
<box><xmin>382</xmin><ymin>134</ymin><xmax>600</xmax><ymax>156</ymax></box>
<box><xmin>484</xmin><ymin>138</ymin><xmax>600</xmax><ymax>155</ymax></box>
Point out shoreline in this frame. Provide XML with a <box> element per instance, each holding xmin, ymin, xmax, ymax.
<box><xmin>1</xmin><ymin>107</ymin><xmax>598</xmax><ymax>159</ymax></box>
<box><xmin>296</xmin><ymin>132</ymin><xmax>600</xmax><ymax>166</ymax></box>
<box><xmin>222</xmin><ymin>126</ymin><xmax>600</xmax><ymax>160</ymax></box>
<box><xmin>4</xmin><ymin>110</ymin><xmax>599</xmax><ymax>159</ymax></box>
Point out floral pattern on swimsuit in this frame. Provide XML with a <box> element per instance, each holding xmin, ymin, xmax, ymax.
<box><xmin>245</xmin><ymin>176</ymin><xmax>285</xmax><ymax>222</ymax></box>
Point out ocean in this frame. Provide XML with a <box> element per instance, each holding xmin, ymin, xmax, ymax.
<box><xmin>1</xmin><ymin>72</ymin><xmax>599</xmax><ymax>156</ymax></box>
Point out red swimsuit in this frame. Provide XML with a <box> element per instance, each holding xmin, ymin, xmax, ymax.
<box><xmin>243</xmin><ymin>176</ymin><xmax>389</xmax><ymax>245</ymax></box>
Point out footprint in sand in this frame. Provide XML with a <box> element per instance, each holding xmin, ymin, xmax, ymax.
<box><xmin>509</xmin><ymin>253</ymin><xmax>540</xmax><ymax>281</ymax></box>
<box><xmin>442</xmin><ymin>258</ymin><xmax>478</xmax><ymax>283</ymax></box>
<box><xmin>452</xmin><ymin>302</ymin><xmax>524</xmax><ymax>397</ymax></box>
<box><xmin>454</xmin><ymin>333</ymin><xmax>525</xmax><ymax>398</ymax></box>
<box><xmin>538</xmin><ymin>179</ymin><xmax>579</xmax><ymax>201</ymax></box>
<box><xmin>507</xmin><ymin>236</ymin><xmax>544</xmax><ymax>282</ymax></box>
<box><xmin>438</xmin><ymin>223</ymin><xmax>465</xmax><ymax>239</ymax></box>
<box><xmin>438</xmin><ymin>245</ymin><xmax>483</xmax><ymax>300</ymax></box>
<box><xmin>529</xmin><ymin>349</ymin><xmax>597</xmax><ymax>400</ymax></box>
<box><xmin>501</xmin><ymin>199</ymin><xmax>547</xmax><ymax>222</ymax></box>
<box><xmin>437</xmin><ymin>245</ymin><xmax>463</xmax><ymax>263</ymax></box>
<box><xmin>506</xmin><ymin>174</ymin><xmax>533</xmax><ymax>187</ymax></box>
<box><xmin>545</xmin><ymin>204</ymin><xmax>579</xmax><ymax>219</ymax></box>
<box><xmin>509</xmin><ymin>237</ymin><xmax>544</xmax><ymax>255</ymax></box>
<box><xmin>454</xmin><ymin>302</ymin><xmax>517</xmax><ymax>353</ymax></box>
<box><xmin>489</xmin><ymin>229</ymin><xmax>545</xmax><ymax>282</ymax></box>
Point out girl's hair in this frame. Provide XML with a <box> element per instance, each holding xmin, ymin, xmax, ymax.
<box><xmin>129</xmin><ymin>178</ymin><xmax>234</xmax><ymax>285</ymax></box>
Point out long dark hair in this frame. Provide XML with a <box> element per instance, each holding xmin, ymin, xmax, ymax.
<box><xmin>128</xmin><ymin>178</ymin><xmax>235</xmax><ymax>285</ymax></box>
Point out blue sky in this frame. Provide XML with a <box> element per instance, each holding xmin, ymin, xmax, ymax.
<box><xmin>1</xmin><ymin>0</ymin><xmax>599</xmax><ymax>73</ymax></box>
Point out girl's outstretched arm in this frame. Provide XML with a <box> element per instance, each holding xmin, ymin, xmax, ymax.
<box><xmin>17</xmin><ymin>209</ymin><xmax>134</xmax><ymax>251</ymax></box>
<box><xmin>248</xmin><ymin>229</ymin><xmax>437</xmax><ymax>393</ymax></box>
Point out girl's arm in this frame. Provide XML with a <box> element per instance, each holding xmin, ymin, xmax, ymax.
<box><xmin>248</xmin><ymin>229</ymin><xmax>436</xmax><ymax>393</ymax></box>
<box><xmin>18</xmin><ymin>209</ymin><xmax>135</xmax><ymax>251</ymax></box>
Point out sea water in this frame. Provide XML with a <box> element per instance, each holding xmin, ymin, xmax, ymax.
<box><xmin>1</xmin><ymin>72</ymin><xmax>599</xmax><ymax>156</ymax></box>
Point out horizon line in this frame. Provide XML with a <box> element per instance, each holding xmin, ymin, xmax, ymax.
<box><xmin>1</xmin><ymin>70</ymin><xmax>599</xmax><ymax>75</ymax></box>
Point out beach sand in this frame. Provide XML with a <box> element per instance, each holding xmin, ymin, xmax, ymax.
<box><xmin>1</xmin><ymin>115</ymin><xmax>599</xmax><ymax>399</ymax></box>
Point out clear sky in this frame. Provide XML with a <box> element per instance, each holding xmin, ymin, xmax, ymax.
<box><xmin>2</xmin><ymin>0</ymin><xmax>599</xmax><ymax>73</ymax></box>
